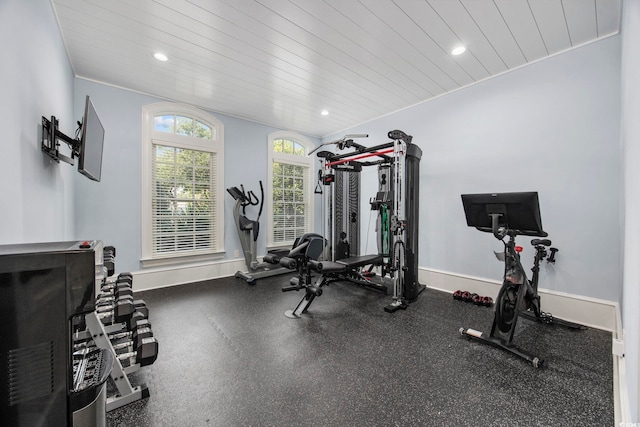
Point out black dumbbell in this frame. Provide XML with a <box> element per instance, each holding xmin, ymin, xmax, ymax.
<box><xmin>109</xmin><ymin>325</ymin><xmax>153</xmax><ymax>350</ymax></box>
<box><xmin>100</xmin><ymin>280</ymin><xmax>131</xmax><ymax>295</ymax></box>
<box><xmin>133</xmin><ymin>318</ymin><xmax>152</xmax><ymax>332</ymax></box>
<box><xmin>96</xmin><ymin>296</ymin><xmax>135</xmax><ymax>324</ymax></box>
<box><xmin>77</xmin><ymin>323</ymin><xmax>153</xmax><ymax>356</ymax></box>
<box><xmin>102</xmin><ymin>283</ymin><xmax>134</xmax><ymax>301</ymax></box>
<box><xmin>132</xmin><ymin>327</ymin><xmax>153</xmax><ymax>349</ymax></box>
<box><xmin>133</xmin><ymin>300</ymin><xmax>149</xmax><ymax>318</ymax></box>
<box><xmin>126</xmin><ymin>311</ymin><xmax>147</xmax><ymax>330</ymax></box>
<box><xmin>117</xmin><ymin>273</ymin><xmax>133</xmax><ymax>285</ymax></box>
<box><xmin>103</xmin><ymin>246</ymin><xmax>116</xmax><ymax>276</ymax></box>
<box><xmin>116</xmin><ymin>336</ymin><xmax>159</xmax><ymax>367</ymax></box>
<box><xmin>104</xmin><ymin>246</ymin><xmax>116</xmax><ymax>258</ymax></box>
<box><xmin>115</xmin><ymin>284</ymin><xmax>133</xmax><ymax>299</ymax></box>
<box><xmin>96</xmin><ymin>289</ymin><xmax>132</xmax><ymax>305</ymax></box>
<box><xmin>136</xmin><ymin>336</ymin><xmax>159</xmax><ymax>366</ymax></box>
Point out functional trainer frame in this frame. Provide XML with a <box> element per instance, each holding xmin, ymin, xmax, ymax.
<box><xmin>281</xmin><ymin>130</ymin><xmax>425</xmax><ymax>316</ymax></box>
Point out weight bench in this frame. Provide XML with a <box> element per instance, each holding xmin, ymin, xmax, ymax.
<box><xmin>277</xmin><ymin>245</ymin><xmax>389</xmax><ymax>318</ymax></box>
<box><xmin>315</xmin><ymin>254</ymin><xmax>387</xmax><ymax>293</ymax></box>
<box><xmin>318</xmin><ymin>254</ymin><xmax>382</xmax><ymax>273</ymax></box>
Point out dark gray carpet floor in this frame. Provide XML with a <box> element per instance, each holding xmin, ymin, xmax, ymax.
<box><xmin>106</xmin><ymin>274</ymin><xmax>613</xmax><ymax>427</ymax></box>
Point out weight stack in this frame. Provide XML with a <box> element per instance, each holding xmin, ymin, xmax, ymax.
<box><xmin>403</xmin><ymin>143</ymin><xmax>423</xmax><ymax>301</ymax></box>
<box><xmin>330</xmin><ymin>163</ymin><xmax>361</xmax><ymax>261</ymax></box>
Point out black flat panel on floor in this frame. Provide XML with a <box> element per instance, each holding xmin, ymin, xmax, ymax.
<box><xmin>107</xmin><ymin>276</ymin><xmax>613</xmax><ymax>426</ymax></box>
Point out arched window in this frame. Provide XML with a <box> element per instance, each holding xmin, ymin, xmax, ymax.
<box><xmin>141</xmin><ymin>103</ymin><xmax>224</xmax><ymax>264</ymax></box>
<box><xmin>267</xmin><ymin>131</ymin><xmax>314</xmax><ymax>247</ymax></box>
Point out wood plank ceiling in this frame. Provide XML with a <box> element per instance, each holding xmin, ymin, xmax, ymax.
<box><xmin>51</xmin><ymin>0</ymin><xmax>621</xmax><ymax>137</ymax></box>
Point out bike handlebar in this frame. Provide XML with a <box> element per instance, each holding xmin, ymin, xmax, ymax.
<box><xmin>475</xmin><ymin>226</ymin><xmax>548</xmax><ymax>238</ymax></box>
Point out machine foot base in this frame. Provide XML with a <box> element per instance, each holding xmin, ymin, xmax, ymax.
<box><xmin>384</xmin><ymin>301</ymin><xmax>408</xmax><ymax>313</ymax></box>
<box><xmin>460</xmin><ymin>327</ymin><xmax>544</xmax><ymax>368</ymax></box>
<box><xmin>284</xmin><ymin>310</ymin><xmax>300</xmax><ymax>319</ymax></box>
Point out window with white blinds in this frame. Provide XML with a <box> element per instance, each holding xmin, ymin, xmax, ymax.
<box><xmin>151</xmin><ymin>144</ymin><xmax>216</xmax><ymax>255</ymax></box>
<box><xmin>267</xmin><ymin>131</ymin><xmax>314</xmax><ymax>247</ymax></box>
<box><xmin>142</xmin><ymin>103</ymin><xmax>224</xmax><ymax>264</ymax></box>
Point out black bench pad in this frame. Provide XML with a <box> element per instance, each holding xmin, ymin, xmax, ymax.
<box><xmin>320</xmin><ymin>254</ymin><xmax>383</xmax><ymax>274</ymax></box>
<box><xmin>338</xmin><ymin>254</ymin><xmax>383</xmax><ymax>268</ymax></box>
<box><xmin>320</xmin><ymin>261</ymin><xmax>348</xmax><ymax>273</ymax></box>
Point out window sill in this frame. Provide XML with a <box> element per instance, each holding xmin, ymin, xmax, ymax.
<box><xmin>141</xmin><ymin>251</ymin><xmax>225</xmax><ymax>269</ymax></box>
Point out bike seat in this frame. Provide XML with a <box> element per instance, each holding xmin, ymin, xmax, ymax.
<box><xmin>531</xmin><ymin>238</ymin><xmax>551</xmax><ymax>247</ymax></box>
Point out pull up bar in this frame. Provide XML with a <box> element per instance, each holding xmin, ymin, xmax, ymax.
<box><xmin>309</xmin><ymin>134</ymin><xmax>369</xmax><ymax>156</ymax></box>
<box><xmin>326</xmin><ymin>148</ymin><xmax>395</xmax><ymax>167</ymax></box>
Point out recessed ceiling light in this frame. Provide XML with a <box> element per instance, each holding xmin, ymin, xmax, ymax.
<box><xmin>451</xmin><ymin>46</ymin><xmax>466</xmax><ymax>56</ymax></box>
<box><xmin>154</xmin><ymin>52</ymin><xmax>168</xmax><ymax>62</ymax></box>
<box><xmin>321</xmin><ymin>110</ymin><xmax>329</xmax><ymax>116</ymax></box>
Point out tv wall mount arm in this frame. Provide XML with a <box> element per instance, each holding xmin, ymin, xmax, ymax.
<box><xmin>42</xmin><ymin>115</ymin><xmax>81</xmax><ymax>165</ymax></box>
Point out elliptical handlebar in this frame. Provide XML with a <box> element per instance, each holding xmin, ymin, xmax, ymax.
<box><xmin>244</xmin><ymin>190</ymin><xmax>259</xmax><ymax>207</ymax></box>
<box><xmin>257</xmin><ymin>181</ymin><xmax>264</xmax><ymax>222</ymax></box>
<box><xmin>229</xmin><ymin>182</ymin><xmax>264</xmax><ymax>216</ymax></box>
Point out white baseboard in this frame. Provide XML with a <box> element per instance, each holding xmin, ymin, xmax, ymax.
<box><xmin>419</xmin><ymin>267</ymin><xmax>617</xmax><ymax>332</ymax></box>
<box><xmin>129</xmin><ymin>258</ymin><xmax>246</xmax><ymax>291</ymax></box>
<box><xmin>613</xmin><ymin>307</ymin><xmax>631</xmax><ymax>425</ymax></box>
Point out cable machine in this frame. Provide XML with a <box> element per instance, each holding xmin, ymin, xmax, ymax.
<box><xmin>313</xmin><ymin>130</ymin><xmax>425</xmax><ymax>312</ymax></box>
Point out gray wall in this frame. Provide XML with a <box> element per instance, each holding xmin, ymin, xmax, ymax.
<box><xmin>621</xmin><ymin>0</ymin><xmax>640</xmax><ymax>420</ymax></box>
<box><xmin>0</xmin><ymin>0</ymin><xmax>75</xmax><ymax>244</ymax></box>
<box><xmin>326</xmin><ymin>36</ymin><xmax>622</xmax><ymax>303</ymax></box>
<box><xmin>73</xmin><ymin>79</ymin><xmax>321</xmax><ymax>273</ymax></box>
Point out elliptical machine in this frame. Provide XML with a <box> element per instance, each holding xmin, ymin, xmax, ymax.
<box><xmin>226</xmin><ymin>181</ymin><xmax>288</xmax><ymax>285</ymax></box>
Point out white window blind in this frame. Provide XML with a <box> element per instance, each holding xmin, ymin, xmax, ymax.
<box><xmin>151</xmin><ymin>144</ymin><xmax>217</xmax><ymax>256</ymax></box>
<box><xmin>267</xmin><ymin>132</ymin><xmax>315</xmax><ymax>247</ymax></box>
<box><xmin>142</xmin><ymin>103</ymin><xmax>224</xmax><ymax>264</ymax></box>
<box><xmin>272</xmin><ymin>161</ymin><xmax>309</xmax><ymax>243</ymax></box>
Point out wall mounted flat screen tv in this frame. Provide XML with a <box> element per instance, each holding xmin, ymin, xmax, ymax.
<box><xmin>78</xmin><ymin>95</ymin><xmax>104</xmax><ymax>182</ymax></box>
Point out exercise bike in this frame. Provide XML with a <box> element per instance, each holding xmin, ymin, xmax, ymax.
<box><xmin>459</xmin><ymin>192</ymin><xmax>586</xmax><ymax>368</ymax></box>
<box><xmin>226</xmin><ymin>181</ymin><xmax>289</xmax><ymax>285</ymax></box>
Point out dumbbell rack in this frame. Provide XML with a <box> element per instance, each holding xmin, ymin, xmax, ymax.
<box><xmin>73</xmin><ymin>245</ymin><xmax>158</xmax><ymax>412</ymax></box>
<box><xmin>82</xmin><ymin>311</ymin><xmax>150</xmax><ymax>411</ymax></box>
